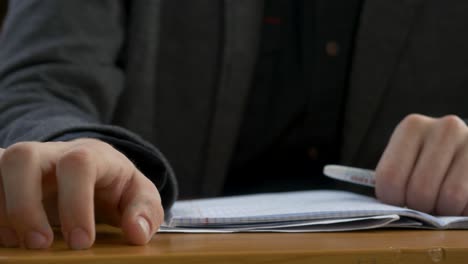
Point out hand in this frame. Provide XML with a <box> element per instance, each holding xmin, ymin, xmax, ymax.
<box><xmin>376</xmin><ymin>114</ymin><xmax>468</xmax><ymax>216</ymax></box>
<box><xmin>0</xmin><ymin>138</ymin><xmax>164</xmax><ymax>249</ymax></box>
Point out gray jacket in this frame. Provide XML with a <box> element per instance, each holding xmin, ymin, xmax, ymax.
<box><xmin>1</xmin><ymin>0</ymin><xmax>468</xmax><ymax>208</ymax></box>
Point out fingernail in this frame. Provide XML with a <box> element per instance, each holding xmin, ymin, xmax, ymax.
<box><xmin>137</xmin><ymin>217</ymin><xmax>150</xmax><ymax>240</ymax></box>
<box><xmin>25</xmin><ymin>231</ymin><xmax>48</xmax><ymax>249</ymax></box>
<box><xmin>0</xmin><ymin>227</ymin><xmax>19</xmax><ymax>247</ymax></box>
<box><xmin>69</xmin><ymin>228</ymin><xmax>90</xmax><ymax>250</ymax></box>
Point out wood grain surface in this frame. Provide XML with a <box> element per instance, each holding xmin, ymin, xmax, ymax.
<box><xmin>1</xmin><ymin>225</ymin><xmax>468</xmax><ymax>263</ymax></box>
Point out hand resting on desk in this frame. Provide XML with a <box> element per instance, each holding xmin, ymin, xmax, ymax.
<box><xmin>0</xmin><ymin>138</ymin><xmax>163</xmax><ymax>250</ymax></box>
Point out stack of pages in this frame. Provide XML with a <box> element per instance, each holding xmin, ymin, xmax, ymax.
<box><xmin>160</xmin><ymin>190</ymin><xmax>468</xmax><ymax>233</ymax></box>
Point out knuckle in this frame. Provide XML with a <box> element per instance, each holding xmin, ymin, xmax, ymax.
<box><xmin>79</xmin><ymin>139</ymin><xmax>112</xmax><ymax>150</ymax></box>
<box><xmin>440</xmin><ymin>114</ymin><xmax>464</xmax><ymax>125</ymax></box>
<box><xmin>428</xmin><ymin>115</ymin><xmax>466</xmax><ymax>149</ymax></box>
<box><xmin>438</xmin><ymin>115</ymin><xmax>465</xmax><ymax>134</ymax></box>
<box><xmin>58</xmin><ymin>147</ymin><xmax>94</xmax><ymax>170</ymax></box>
<box><xmin>0</xmin><ymin>142</ymin><xmax>38</xmax><ymax>167</ymax></box>
<box><xmin>403</xmin><ymin>113</ymin><xmax>426</xmax><ymax>124</ymax></box>
<box><xmin>399</xmin><ymin>114</ymin><xmax>429</xmax><ymax>133</ymax></box>
<box><xmin>77</xmin><ymin>139</ymin><xmax>120</xmax><ymax>159</ymax></box>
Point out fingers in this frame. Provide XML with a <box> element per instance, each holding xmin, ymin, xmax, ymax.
<box><xmin>55</xmin><ymin>139</ymin><xmax>132</xmax><ymax>250</ymax></box>
<box><xmin>82</xmin><ymin>140</ymin><xmax>164</xmax><ymax>245</ymax></box>
<box><xmin>0</xmin><ymin>138</ymin><xmax>164</xmax><ymax>250</ymax></box>
<box><xmin>436</xmin><ymin>140</ymin><xmax>468</xmax><ymax>216</ymax></box>
<box><xmin>376</xmin><ymin>114</ymin><xmax>431</xmax><ymax>206</ymax></box>
<box><xmin>377</xmin><ymin>114</ymin><xmax>468</xmax><ymax>215</ymax></box>
<box><xmin>406</xmin><ymin>115</ymin><xmax>466</xmax><ymax>213</ymax></box>
<box><xmin>119</xmin><ymin>170</ymin><xmax>164</xmax><ymax>245</ymax></box>
<box><xmin>56</xmin><ymin>139</ymin><xmax>164</xmax><ymax>248</ymax></box>
<box><xmin>0</xmin><ymin>143</ymin><xmax>56</xmax><ymax>249</ymax></box>
<box><xmin>56</xmin><ymin>146</ymin><xmax>98</xmax><ymax>250</ymax></box>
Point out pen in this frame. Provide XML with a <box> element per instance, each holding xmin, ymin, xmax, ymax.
<box><xmin>323</xmin><ymin>164</ymin><xmax>376</xmax><ymax>187</ymax></box>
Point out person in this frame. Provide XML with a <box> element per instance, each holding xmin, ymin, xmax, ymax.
<box><xmin>1</xmin><ymin>0</ymin><xmax>468</xmax><ymax>250</ymax></box>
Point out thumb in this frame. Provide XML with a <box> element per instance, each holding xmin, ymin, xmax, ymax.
<box><xmin>119</xmin><ymin>171</ymin><xmax>164</xmax><ymax>245</ymax></box>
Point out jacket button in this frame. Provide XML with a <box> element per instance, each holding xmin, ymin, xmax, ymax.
<box><xmin>307</xmin><ymin>147</ymin><xmax>319</xmax><ymax>160</ymax></box>
<box><xmin>325</xmin><ymin>41</ymin><xmax>339</xmax><ymax>57</ymax></box>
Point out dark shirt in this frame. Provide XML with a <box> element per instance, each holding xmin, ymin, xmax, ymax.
<box><xmin>224</xmin><ymin>0</ymin><xmax>363</xmax><ymax>195</ymax></box>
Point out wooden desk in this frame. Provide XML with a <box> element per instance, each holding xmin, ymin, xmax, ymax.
<box><xmin>1</xmin><ymin>226</ymin><xmax>468</xmax><ymax>263</ymax></box>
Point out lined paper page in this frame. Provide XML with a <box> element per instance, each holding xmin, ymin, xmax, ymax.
<box><xmin>168</xmin><ymin>190</ymin><xmax>437</xmax><ymax>227</ymax></box>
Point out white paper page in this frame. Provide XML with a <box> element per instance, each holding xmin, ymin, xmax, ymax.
<box><xmin>434</xmin><ymin>216</ymin><xmax>468</xmax><ymax>229</ymax></box>
<box><xmin>247</xmin><ymin>215</ymin><xmax>400</xmax><ymax>233</ymax></box>
<box><xmin>160</xmin><ymin>215</ymin><xmax>400</xmax><ymax>233</ymax></box>
<box><xmin>167</xmin><ymin>190</ymin><xmax>439</xmax><ymax>227</ymax></box>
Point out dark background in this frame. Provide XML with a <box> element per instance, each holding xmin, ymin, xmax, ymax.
<box><xmin>0</xmin><ymin>0</ymin><xmax>6</xmax><ymax>30</ymax></box>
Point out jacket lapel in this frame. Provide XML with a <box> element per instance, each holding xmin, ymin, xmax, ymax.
<box><xmin>342</xmin><ymin>0</ymin><xmax>425</xmax><ymax>164</ymax></box>
<box><xmin>201</xmin><ymin>0</ymin><xmax>264</xmax><ymax>196</ymax></box>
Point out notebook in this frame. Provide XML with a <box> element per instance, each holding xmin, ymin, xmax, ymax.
<box><xmin>159</xmin><ymin>190</ymin><xmax>468</xmax><ymax>233</ymax></box>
